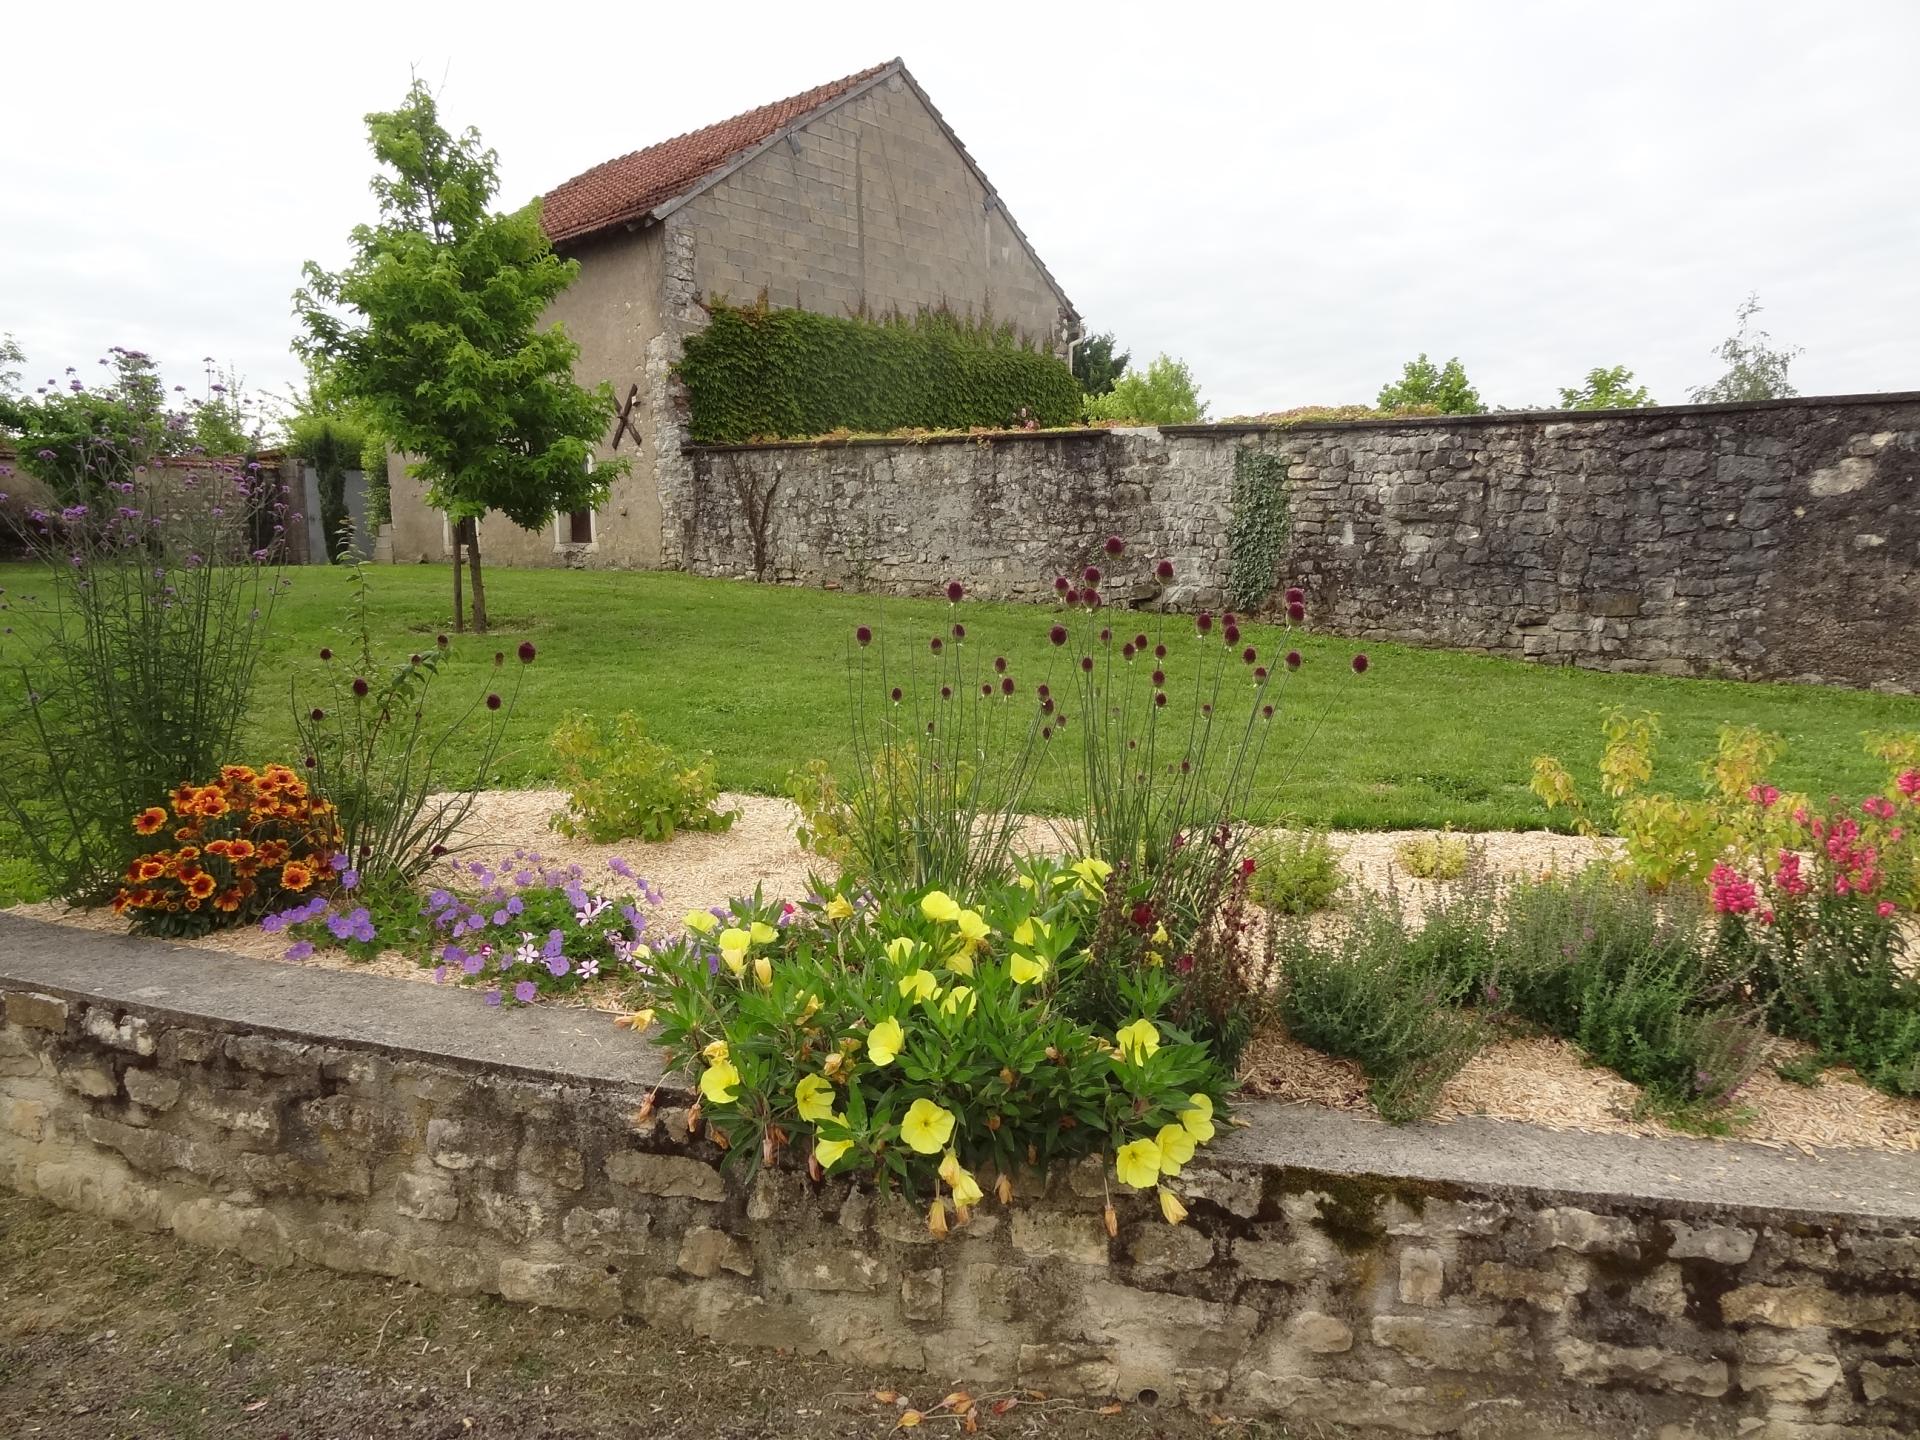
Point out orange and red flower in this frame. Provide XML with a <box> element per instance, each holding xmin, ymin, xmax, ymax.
<box><xmin>133</xmin><ymin>807</ymin><xmax>168</xmax><ymax>836</ymax></box>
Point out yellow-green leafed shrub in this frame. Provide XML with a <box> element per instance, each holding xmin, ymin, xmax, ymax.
<box><xmin>622</xmin><ymin>857</ymin><xmax>1232</xmax><ymax>1236</ymax></box>
<box><xmin>1395</xmin><ymin>829</ymin><xmax>1475</xmax><ymax>881</ymax></box>
<box><xmin>548</xmin><ymin>712</ymin><xmax>737</xmax><ymax>844</ymax></box>
<box><xmin>1249</xmin><ymin>830</ymin><xmax>1345</xmax><ymax>915</ymax></box>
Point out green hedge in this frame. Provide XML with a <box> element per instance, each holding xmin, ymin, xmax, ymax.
<box><xmin>678</xmin><ymin>303</ymin><xmax>1082</xmax><ymax>443</ymax></box>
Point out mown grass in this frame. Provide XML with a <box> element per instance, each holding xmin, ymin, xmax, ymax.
<box><xmin>1</xmin><ymin>561</ymin><xmax>1915</xmax><ymax>840</ymax></box>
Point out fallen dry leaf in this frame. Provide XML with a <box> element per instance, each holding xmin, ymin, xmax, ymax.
<box><xmin>897</xmin><ymin>1410</ymin><xmax>923</xmax><ymax>1429</ymax></box>
<box><xmin>872</xmin><ymin>1390</ymin><xmax>899</xmax><ymax>1405</ymax></box>
<box><xmin>935</xmin><ymin>1391</ymin><xmax>973</xmax><ymax>1412</ymax></box>
<box><xmin>1097</xmin><ymin>1401</ymin><xmax>1126</xmax><ymax>1415</ymax></box>
<box><xmin>991</xmin><ymin>1398</ymin><xmax>1019</xmax><ymax>1416</ymax></box>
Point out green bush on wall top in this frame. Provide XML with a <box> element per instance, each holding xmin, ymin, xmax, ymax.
<box><xmin>678</xmin><ymin>302</ymin><xmax>1083</xmax><ymax>443</ymax></box>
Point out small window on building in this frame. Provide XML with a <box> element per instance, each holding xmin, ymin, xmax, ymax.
<box><xmin>566</xmin><ymin>508</ymin><xmax>595</xmax><ymax>545</ymax></box>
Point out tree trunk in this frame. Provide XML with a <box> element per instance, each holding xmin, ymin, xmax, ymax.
<box><xmin>450</xmin><ymin>516</ymin><xmax>465</xmax><ymax>634</ymax></box>
<box><xmin>467</xmin><ymin>519</ymin><xmax>489</xmax><ymax>633</ymax></box>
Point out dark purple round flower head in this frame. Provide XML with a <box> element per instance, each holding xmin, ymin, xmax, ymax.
<box><xmin>981</xmin><ymin>681</ymin><xmax>993</xmax><ymax>696</ymax></box>
<box><xmin>1286</xmin><ymin>650</ymin><xmax>1302</xmax><ymax>670</ymax></box>
<box><xmin>1083</xmin><ymin>564</ymin><xmax>1101</xmax><ymax>585</ymax></box>
<box><xmin>1084</xmin><ymin>589</ymin><xmax>1103</xmax><ymax>610</ymax></box>
<box><xmin>1042</xmin><ymin>725</ymin><xmax>1053</xmax><ymax>741</ymax></box>
<box><xmin>946</xmin><ymin>580</ymin><xmax>965</xmax><ymax>602</ymax></box>
<box><xmin>351</xmin><ymin>676</ymin><xmax>369</xmax><ymax>697</ymax></box>
<box><xmin>930</xmin><ymin>636</ymin><xmax>944</xmax><ymax>653</ymax></box>
<box><xmin>940</xmin><ymin>685</ymin><xmax>952</xmax><ymax>700</ymax></box>
<box><xmin>1151</xmin><ymin>669</ymin><xmax>1166</xmax><ymax>686</ymax></box>
<box><xmin>1104</xmin><ymin>535</ymin><xmax>1125</xmax><ymax>556</ymax></box>
<box><xmin>993</xmin><ymin>655</ymin><xmax>1007</xmax><ymax>673</ymax></box>
<box><xmin>1133</xmin><ymin>633</ymin><xmax>1148</xmax><ymax>651</ymax></box>
<box><xmin>494</xmin><ymin>651</ymin><xmax>505</xmax><ymax>667</ymax></box>
<box><xmin>1049</xmin><ymin>624</ymin><xmax>1068</xmax><ymax>646</ymax></box>
<box><xmin>1262</xmin><ymin>703</ymin><xmax>1274</xmax><ymax>720</ymax></box>
<box><xmin>1285</xmin><ymin>586</ymin><xmax>1305</xmax><ymax>606</ymax></box>
<box><xmin>1243</xmin><ymin>646</ymin><xmax>1257</xmax><ymax>664</ymax></box>
<box><xmin>890</xmin><ymin>686</ymin><xmax>903</xmax><ymax>703</ymax></box>
<box><xmin>1223</xmin><ymin>623</ymin><xmax>1241</xmax><ymax>645</ymax></box>
<box><xmin>1197</xmin><ymin>612</ymin><xmax>1213</xmax><ymax>634</ymax></box>
<box><xmin>1255</xmin><ymin>666</ymin><xmax>1268</xmax><ymax>680</ymax></box>
<box><xmin>1155</xmin><ymin>559</ymin><xmax>1174</xmax><ymax>581</ymax></box>
<box><xmin>1351</xmin><ymin>653</ymin><xmax>1370</xmax><ymax>674</ymax></box>
<box><xmin>1099</xmin><ymin>627</ymin><xmax>1112</xmax><ymax>643</ymax></box>
<box><xmin>855</xmin><ymin>625</ymin><xmax>872</xmax><ymax>647</ymax></box>
<box><xmin>1287</xmin><ymin>601</ymin><xmax>1306</xmax><ymax>624</ymax></box>
<box><xmin>1154</xmin><ymin>643</ymin><xmax>1166</xmax><ymax>660</ymax></box>
<box><xmin>1080</xmin><ymin>655</ymin><xmax>1094</xmax><ymax>672</ymax></box>
<box><xmin>409</xmin><ymin>652</ymin><xmax>423</xmax><ymax>666</ymax></box>
<box><xmin>1001</xmin><ymin>676</ymin><xmax>1014</xmax><ymax>695</ymax></box>
<box><xmin>436</xmin><ymin>633</ymin><xmax>449</xmax><ymax>648</ymax></box>
<box><xmin>319</xmin><ymin>646</ymin><xmax>333</xmax><ymax>661</ymax></box>
<box><xmin>518</xmin><ymin>641</ymin><xmax>536</xmax><ymax>664</ymax></box>
<box><xmin>1154</xmin><ymin>691</ymin><xmax>1168</xmax><ymax>707</ymax></box>
<box><xmin>305</xmin><ymin>755</ymin><xmax>316</xmax><ymax>769</ymax></box>
<box><xmin>1223</xmin><ymin>612</ymin><xmax>1238</xmax><ymax>628</ymax></box>
<box><xmin>1054</xmin><ymin>575</ymin><xmax>1070</xmax><ymax>594</ymax></box>
<box><xmin>1122</xmin><ymin>642</ymin><xmax>1135</xmax><ymax>661</ymax></box>
<box><xmin>952</xmin><ymin>622</ymin><xmax>965</xmax><ymax>640</ymax></box>
<box><xmin>1064</xmin><ymin>587</ymin><xmax>1080</xmax><ymax>605</ymax></box>
<box><xmin>486</xmin><ymin>692</ymin><xmax>502</xmax><ymax>710</ymax></box>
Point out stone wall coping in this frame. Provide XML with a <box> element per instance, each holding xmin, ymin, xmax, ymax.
<box><xmin>677</xmin><ymin>389</ymin><xmax>1920</xmax><ymax>456</ymax></box>
<box><xmin>4</xmin><ymin>910</ymin><xmax>1916</xmax><ymax>1224</ymax></box>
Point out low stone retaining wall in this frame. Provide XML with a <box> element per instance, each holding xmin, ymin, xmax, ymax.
<box><xmin>3</xmin><ymin>915</ymin><xmax>1918</xmax><ymax>1439</ymax></box>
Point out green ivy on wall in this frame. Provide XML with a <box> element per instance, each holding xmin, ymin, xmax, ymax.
<box><xmin>678</xmin><ymin>302</ymin><xmax>1082</xmax><ymax>443</ymax></box>
<box><xmin>1227</xmin><ymin>447</ymin><xmax>1290</xmax><ymax>610</ymax></box>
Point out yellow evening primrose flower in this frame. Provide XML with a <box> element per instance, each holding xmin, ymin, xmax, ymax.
<box><xmin>1069</xmin><ymin>856</ymin><xmax>1113</xmax><ymax>897</ymax></box>
<box><xmin>898</xmin><ymin>969</ymin><xmax>939</xmax><ymax>1003</ymax></box>
<box><xmin>753</xmin><ymin>954</ymin><xmax>773</xmax><ymax>987</ymax></box>
<box><xmin>1158</xmin><ymin>1185</ymin><xmax>1189</xmax><ymax>1225</ymax></box>
<box><xmin>1181</xmin><ymin>1092</ymin><xmax>1216</xmax><ymax>1143</ymax></box>
<box><xmin>749</xmin><ymin>920</ymin><xmax>778</xmax><ymax>945</ymax></box>
<box><xmin>1116</xmin><ymin>1018</ymin><xmax>1161</xmax><ymax>1065</ymax></box>
<box><xmin>901</xmin><ymin>1098</ymin><xmax>957</xmax><ymax>1154</ymax></box>
<box><xmin>683</xmin><ymin>909</ymin><xmax>719</xmax><ymax>935</ymax></box>
<box><xmin>938</xmin><ymin>1148</ymin><xmax>985</xmax><ymax>1208</ymax></box>
<box><xmin>795</xmin><ymin>1073</ymin><xmax>836</xmax><ymax>1122</ymax></box>
<box><xmin>814</xmin><ymin>1134</ymin><xmax>854</xmax><ymax>1169</ymax></box>
<box><xmin>800</xmin><ymin>992</ymin><xmax>823</xmax><ymax>1020</ymax></box>
<box><xmin>699</xmin><ymin>1059</ymin><xmax>740</xmax><ymax>1105</ymax></box>
<box><xmin>823</xmin><ymin>894</ymin><xmax>854</xmax><ymax>922</ymax></box>
<box><xmin>1009</xmin><ymin>951</ymin><xmax>1049</xmax><ymax>985</ymax></box>
<box><xmin>1114</xmin><ymin>1136</ymin><xmax>1162</xmax><ymax>1190</ymax></box>
<box><xmin>944</xmin><ymin>947</ymin><xmax>976</xmax><ymax>977</ymax></box>
<box><xmin>701</xmin><ymin>1039</ymin><xmax>731</xmax><ymax>1063</ymax></box>
<box><xmin>1152</xmin><ymin>922</ymin><xmax>1169</xmax><ymax>945</ymax></box>
<box><xmin>1155</xmin><ymin>1122</ymin><xmax>1197</xmax><ymax>1177</ymax></box>
<box><xmin>884</xmin><ymin>936</ymin><xmax>918</xmax><ymax>966</ymax></box>
<box><xmin>867</xmin><ymin>1016</ymin><xmax>906</xmax><ymax>1067</ymax></box>
<box><xmin>1015</xmin><ymin>873</ymin><xmax>1038</xmax><ymax>891</ymax></box>
<box><xmin>1012</xmin><ymin>916</ymin><xmax>1050</xmax><ymax>948</ymax></box>
<box><xmin>956</xmin><ymin>909</ymin><xmax>989</xmax><ymax>945</ymax></box>
<box><xmin>717</xmin><ymin>927</ymin><xmax>751</xmax><ymax>975</ymax></box>
<box><xmin>938</xmin><ymin>984</ymin><xmax>975</xmax><ymax>1017</ymax></box>
<box><xmin>920</xmin><ymin>890</ymin><xmax>961</xmax><ymax>924</ymax></box>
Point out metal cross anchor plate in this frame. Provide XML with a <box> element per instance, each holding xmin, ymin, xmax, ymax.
<box><xmin>609</xmin><ymin>384</ymin><xmax>644</xmax><ymax>451</ymax></box>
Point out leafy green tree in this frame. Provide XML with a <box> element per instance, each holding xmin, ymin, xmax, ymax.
<box><xmin>1071</xmin><ymin>331</ymin><xmax>1130</xmax><ymax>397</ymax></box>
<box><xmin>295</xmin><ymin>80</ymin><xmax>623</xmax><ymax>632</ymax></box>
<box><xmin>1377</xmin><ymin>354</ymin><xmax>1486</xmax><ymax>415</ymax></box>
<box><xmin>1084</xmin><ymin>353</ymin><xmax>1208</xmax><ymax>425</ymax></box>
<box><xmin>1689</xmin><ymin>293</ymin><xmax>1802</xmax><ymax>403</ymax></box>
<box><xmin>1559</xmin><ymin>365</ymin><xmax>1654</xmax><ymax>410</ymax></box>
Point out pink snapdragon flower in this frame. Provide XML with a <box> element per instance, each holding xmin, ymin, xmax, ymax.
<box><xmin>1709</xmin><ymin>862</ymin><xmax>1758</xmax><ymax>916</ymax></box>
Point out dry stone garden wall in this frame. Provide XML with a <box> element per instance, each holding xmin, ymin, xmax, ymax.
<box><xmin>678</xmin><ymin>393</ymin><xmax>1920</xmax><ymax>691</ymax></box>
<box><xmin>4</xmin><ymin>933</ymin><xmax>1920</xmax><ymax>1439</ymax></box>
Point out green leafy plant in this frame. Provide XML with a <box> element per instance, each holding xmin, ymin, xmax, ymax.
<box><xmin>295</xmin><ymin>80</ymin><xmax>626</xmax><ymax>632</ymax></box>
<box><xmin>290</xmin><ymin>567</ymin><xmax>531</xmax><ymax>889</ymax></box>
<box><xmin>549</xmin><ymin>711</ymin><xmax>737</xmax><ymax>843</ymax></box>
<box><xmin>1395</xmin><ymin>829</ymin><xmax>1474</xmax><ymax>881</ymax></box>
<box><xmin>1690</xmin><ymin>293</ymin><xmax>1801</xmax><ymax>403</ymax></box>
<box><xmin>1559</xmin><ymin>365</ymin><xmax>1654</xmax><ymax>410</ymax></box>
<box><xmin>1071</xmin><ymin>331</ymin><xmax>1130</xmax><ymax>397</ymax></box>
<box><xmin>1274</xmin><ymin>892</ymin><xmax>1486</xmax><ymax>1123</ymax></box>
<box><xmin>1248</xmin><ymin>830</ymin><xmax>1345</xmax><ymax>916</ymax></box>
<box><xmin>1082</xmin><ymin>353</ymin><xmax>1207</xmax><ymax>425</ymax></box>
<box><xmin>627</xmin><ymin>861</ymin><xmax>1232</xmax><ymax>1233</ymax></box>
<box><xmin>1376</xmin><ymin>354</ymin><xmax>1486</xmax><ymax>415</ymax></box>
<box><xmin>1226</xmin><ymin>448</ymin><xmax>1289</xmax><ymax>610</ymax></box>
<box><xmin>678</xmin><ymin>300</ymin><xmax>1080</xmax><ymax>444</ymax></box>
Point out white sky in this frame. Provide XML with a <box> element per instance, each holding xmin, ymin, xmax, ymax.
<box><xmin>3</xmin><ymin>0</ymin><xmax>1916</xmax><ymax>418</ymax></box>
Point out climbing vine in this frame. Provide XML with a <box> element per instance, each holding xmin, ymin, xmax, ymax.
<box><xmin>678</xmin><ymin>301</ymin><xmax>1081</xmax><ymax>443</ymax></box>
<box><xmin>1227</xmin><ymin>447</ymin><xmax>1290</xmax><ymax>610</ymax></box>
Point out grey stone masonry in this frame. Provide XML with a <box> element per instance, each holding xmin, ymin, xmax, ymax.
<box><xmin>681</xmin><ymin>393</ymin><xmax>1920</xmax><ymax>691</ymax></box>
<box><xmin>4</xmin><ymin>913</ymin><xmax>1920</xmax><ymax>1437</ymax></box>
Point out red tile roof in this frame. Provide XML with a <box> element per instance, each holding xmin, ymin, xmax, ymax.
<box><xmin>541</xmin><ymin>61</ymin><xmax>895</xmax><ymax>247</ymax></box>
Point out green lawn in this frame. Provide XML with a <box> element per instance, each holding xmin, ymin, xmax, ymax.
<box><xmin>3</xmin><ymin>561</ymin><xmax>1917</xmax><ymax>837</ymax></box>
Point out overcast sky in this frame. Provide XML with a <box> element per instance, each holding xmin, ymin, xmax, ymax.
<box><xmin>4</xmin><ymin>0</ymin><xmax>1916</xmax><ymax>420</ymax></box>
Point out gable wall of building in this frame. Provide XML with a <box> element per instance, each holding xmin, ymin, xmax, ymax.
<box><xmin>681</xmin><ymin>73</ymin><xmax>1068</xmax><ymax>349</ymax></box>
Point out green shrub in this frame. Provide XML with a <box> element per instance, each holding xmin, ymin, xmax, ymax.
<box><xmin>549</xmin><ymin>711</ymin><xmax>737</xmax><ymax>844</ymax></box>
<box><xmin>1395</xmin><ymin>829</ymin><xmax>1474</xmax><ymax>880</ymax></box>
<box><xmin>1739</xmin><ymin>924</ymin><xmax>1920</xmax><ymax>1098</ymax></box>
<box><xmin>1248</xmin><ymin>830</ymin><xmax>1345</xmax><ymax>916</ymax></box>
<box><xmin>1274</xmin><ymin>895</ymin><xmax>1485</xmax><ymax>1123</ymax></box>
<box><xmin>678</xmin><ymin>302</ymin><xmax>1081</xmax><ymax>443</ymax></box>
<box><xmin>1082</xmin><ymin>354</ymin><xmax>1207</xmax><ymax>425</ymax></box>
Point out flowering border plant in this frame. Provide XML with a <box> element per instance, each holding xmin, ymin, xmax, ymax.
<box><xmin>624</xmin><ymin>857</ymin><xmax>1231</xmax><ymax>1236</ymax></box>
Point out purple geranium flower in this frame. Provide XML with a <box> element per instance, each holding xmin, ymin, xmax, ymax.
<box><xmin>484</xmin><ymin>988</ymin><xmax>502</xmax><ymax>1007</ymax></box>
<box><xmin>286</xmin><ymin>940</ymin><xmax>315</xmax><ymax>962</ymax></box>
<box><xmin>514</xmin><ymin>980</ymin><xmax>537</xmax><ymax>1004</ymax></box>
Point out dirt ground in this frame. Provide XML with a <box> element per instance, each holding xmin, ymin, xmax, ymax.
<box><xmin>0</xmin><ymin>1193</ymin><xmax>1311</xmax><ymax>1440</ymax></box>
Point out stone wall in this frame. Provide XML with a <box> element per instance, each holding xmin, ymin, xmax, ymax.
<box><xmin>681</xmin><ymin>394</ymin><xmax>1920</xmax><ymax>690</ymax></box>
<box><xmin>5</xmin><ymin>924</ymin><xmax>1919</xmax><ymax>1439</ymax></box>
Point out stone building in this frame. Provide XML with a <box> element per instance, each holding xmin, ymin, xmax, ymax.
<box><xmin>386</xmin><ymin>58</ymin><xmax>1079</xmax><ymax>570</ymax></box>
